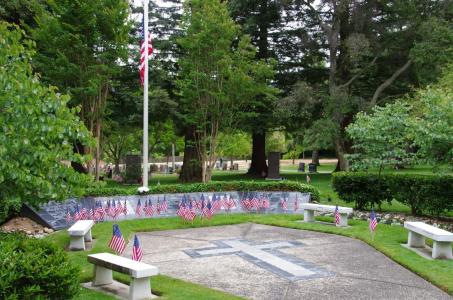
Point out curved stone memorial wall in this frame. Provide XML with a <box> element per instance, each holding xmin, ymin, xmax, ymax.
<box><xmin>28</xmin><ymin>191</ymin><xmax>311</xmax><ymax>230</ymax></box>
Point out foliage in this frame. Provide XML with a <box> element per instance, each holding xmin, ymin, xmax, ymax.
<box><xmin>217</xmin><ymin>131</ymin><xmax>251</xmax><ymax>160</ymax></box>
<box><xmin>346</xmin><ymin>101</ymin><xmax>416</xmax><ymax>172</ymax></box>
<box><xmin>0</xmin><ymin>22</ymin><xmax>92</xmax><ymax>223</ymax></box>
<box><xmin>347</xmin><ymin>65</ymin><xmax>453</xmax><ymax>171</ymax></box>
<box><xmin>85</xmin><ymin>180</ymin><xmax>320</xmax><ymax>201</ymax></box>
<box><xmin>0</xmin><ymin>233</ymin><xmax>80</xmax><ymax>299</ymax></box>
<box><xmin>332</xmin><ymin>172</ymin><xmax>393</xmax><ymax>210</ymax></box>
<box><xmin>332</xmin><ymin>172</ymin><xmax>453</xmax><ymax>216</ymax></box>
<box><xmin>177</xmin><ymin>0</ymin><xmax>276</xmax><ymax>182</ymax></box>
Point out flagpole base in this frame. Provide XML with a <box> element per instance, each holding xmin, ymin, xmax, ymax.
<box><xmin>138</xmin><ymin>186</ymin><xmax>150</xmax><ymax>194</ymax></box>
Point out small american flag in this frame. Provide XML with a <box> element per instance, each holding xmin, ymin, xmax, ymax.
<box><xmin>139</xmin><ymin>14</ymin><xmax>153</xmax><ymax>85</ymax></box>
<box><xmin>74</xmin><ymin>205</ymin><xmax>81</xmax><ymax>221</ymax></box>
<box><xmin>334</xmin><ymin>205</ymin><xmax>340</xmax><ymax>225</ymax></box>
<box><xmin>294</xmin><ymin>197</ymin><xmax>299</xmax><ymax>212</ymax></box>
<box><xmin>206</xmin><ymin>200</ymin><xmax>213</xmax><ymax>219</ymax></box>
<box><xmin>80</xmin><ymin>207</ymin><xmax>88</xmax><ymax>220</ymax></box>
<box><xmin>156</xmin><ymin>198</ymin><xmax>161</xmax><ymax>214</ymax></box>
<box><xmin>135</xmin><ymin>199</ymin><xmax>142</xmax><ymax>216</ymax></box>
<box><xmin>66</xmin><ymin>208</ymin><xmax>72</xmax><ymax>224</ymax></box>
<box><xmin>108</xmin><ymin>224</ymin><xmax>126</xmax><ymax>254</ymax></box>
<box><xmin>161</xmin><ymin>196</ymin><xmax>168</xmax><ymax>212</ymax></box>
<box><xmin>280</xmin><ymin>197</ymin><xmax>288</xmax><ymax>211</ymax></box>
<box><xmin>132</xmin><ymin>235</ymin><xmax>143</xmax><ymax>261</ymax></box>
<box><xmin>369</xmin><ymin>209</ymin><xmax>378</xmax><ymax>232</ymax></box>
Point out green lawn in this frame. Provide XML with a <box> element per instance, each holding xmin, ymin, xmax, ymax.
<box><xmin>47</xmin><ymin>214</ymin><xmax>453</xmax><ymax>299</ymax></box>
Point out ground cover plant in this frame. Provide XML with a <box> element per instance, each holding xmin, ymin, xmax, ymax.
<box><xmin>45</xmin><ymin>214</ymin><xmax>453</xmax><ymax>299</ymax></box>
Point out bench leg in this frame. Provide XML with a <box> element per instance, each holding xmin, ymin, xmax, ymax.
<box><xmin>408</xmin><ymin>231</ymin><xmax>425</xmax><ymax>248</ymax></box>
<box><xmin>69</xmin><ymin>235</ymin><xmax>85</xmax><ymax>251</ymax></box>
<box><xmin>84</xmin><ymin>229</ymin><xmax>92</xmax><ymax>242</ymax></box>
<box><xmin>129</xmin><ymin>277</ymin><xmax>152</xmax><ymax>300</ymax></box>
<box><xmin>304</xmin><ymin>210</ymin><xmax>315</xmax><ymax>222</ymax></box>
<box><xmin>432</xmin><ymin>241</ymin><xmax>453</xmax><ymax>259</ymax></box>
<box><xmin>338</xmin><ymin>213</ymin><xmax>348</xmax><ymax>227</ymax></box>
<box><xmin>92</xmin><ymin>265</ymin><xmax>113</xmax><ymax>286</ymax></box>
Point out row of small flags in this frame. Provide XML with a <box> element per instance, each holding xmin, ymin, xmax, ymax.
<box><xmin>66</xmin><ymin>194</ymin><xmax>301</xmax><ymax>224</ymax></box>
<box><xmin>108</xmin><ymin>224</ymin><xmax>143</xmax><ymax>261</ymax></box>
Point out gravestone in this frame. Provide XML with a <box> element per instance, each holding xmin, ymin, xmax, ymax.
<box><xmin>308</xmin><ymin>163</ymin><xmax>317</xmax><ymax>173</ymax></box>
<box><xmin>233</xmin><ymin>163</ymin><xmax>239</xmax><ymax>170</ymax></box>
<box><xmin>266</xmin><ymin>152</ymin><xmax>281</xmax><ymax>180</ymax></box>
<box><xmin>222</xmin><ymin>163</ymin><xmax>228</xmax><ymax>170</ymax></box>
<box><xmin>125</xmin><ymin>155</ymin><xmax>142</xmax><ymax>183</ymax></box>
<box><xmin>298</xmin><ymin>162</ymin><xmax>305</xmax><ymax>172</ymax></box>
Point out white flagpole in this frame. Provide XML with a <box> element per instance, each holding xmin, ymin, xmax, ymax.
<box><xmin>141</xmin><ymin>0</ymin><xmax>150</xmax><ymax>192</ymax></box>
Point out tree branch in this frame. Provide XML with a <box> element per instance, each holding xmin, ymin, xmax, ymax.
<box><xmin>370</xmin><ymin>60</ymin><xmax>411</xmax><ymax>107</ymax></box>
<box><xmin>339</xmin><ymin>55</ymin><xmax>379</xmax><ymax>89</ymax></box>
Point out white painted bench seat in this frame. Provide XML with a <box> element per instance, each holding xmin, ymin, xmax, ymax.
<box><xmin>301</xmin><ymin>203</ymin><xmax>353</xmax><ymax>227</ymax></box>
<box><xmin>88</xmin><ymin>253</ymin><xmax>158</xmax><ymax>300</ymax></box>
<box><xmin>68</xmin><ymin>220</ymin><xmax>94</xmax><ymax>250</ymax></box>
<box><xmin>404</xmin><ymin>222</ymin><xmax>453</xmax><ymax>259</ymax></box>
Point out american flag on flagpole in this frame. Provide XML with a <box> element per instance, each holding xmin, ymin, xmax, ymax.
<box><xmin>139</xmin><ymin>14</ymin><xmax>153</xmax><ymax>85</ymax></box>
<box><xmin>369</xmin><ymin>209</ymin><xmax>378</xmax><ymax>232</ymax></box>
<box><xmin>108</xmin><ymin>224</ymin><xmax>126</xmax><ymax>254</ymax></box>
<box><xmin>334</xmin><ymin>205</ymin><xmax>341</xmax><ymax>226</ymax></box>
<box><xmin>132</xmin><ymin>235</ymin><xmax>143</xmax><ymax>261</ymax></box>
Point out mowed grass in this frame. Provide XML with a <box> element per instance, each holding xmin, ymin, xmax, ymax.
<box><xmin>47</xmin><ymin>214</ymin><xmax>453</xmax><ymax>299</ymax></box>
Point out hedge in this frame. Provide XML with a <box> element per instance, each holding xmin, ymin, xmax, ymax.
<box><xmin>84</xmin><ymin>180</ymin><xmax>320</xmax><ymax>201</ymax></box>
<box><xmin>332</xmin><ymin>172</ymin><xmax>453</xmax><ymax>216</ymax></box>
<box><xmin>0</xmin><ymin>233</ymin><xmax>80</xmax><ymax>299</ymax></box>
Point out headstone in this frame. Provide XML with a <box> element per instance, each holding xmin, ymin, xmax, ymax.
<box><xmin>308</xmin><ymin>163</ymin><xmax>317</xmax><ymax>173</ymax></box>
<box><xmin>298</xmin><ymin>162</ymin><xmax>305</xmax><ymax>172</ymax></box>
<box><xmin>222</xmin><ymin>163</ymin><xmax>228</xmax><ymax>171</ymax></box>
<box><xmin>267</xmin><ymin>152</ymin><xmax>281</xmax><ymax>180</ymax></box>
<box><xmin>159</xmin><ymin>165</ymin><xmax>165</xmax><ymax>173</ymax></box>
<box><xmin>215</xmin><ymin>162</ymin><xmax>221</xmax><ymax>169</ymax></box>
<box><xmin>233</xmin><ymin>163</ymin><xmax>239</xmax><ymax>170</ymax></box>
<box><xmin>125</xmin><ymin>155</ymin><xmax>142</xmax><ymax>183</ymax></box>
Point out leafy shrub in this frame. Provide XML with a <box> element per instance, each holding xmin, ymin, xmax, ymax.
<box><xmin>0</xmin><ymin>233</ymin><xmax>80</xmax><ymax>299</ymax></box>
<box><xmin>332</xmin><ymin>172</ymin><xmax>393</xmax><ymax>210</ymax></box>
<box><xmin>332</xmin><ymin>172</ymin><xmax>453</xmax><ymax>216</ymax></box>
<box><xmin>85</xmin><ymin>180</ymin><xmax>320</xmax><ymax>201</ymax></box>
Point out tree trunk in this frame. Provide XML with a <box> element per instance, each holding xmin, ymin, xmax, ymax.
<box><xmin>71</xmin><ymin>141</ymin><xmax>88</xmax><ymax>174</ymax></box>
<box><xmin>114</xmin><ymin>159</ymin><xmax>120</xmax><ymax>175</ymax></box>
<box><xmin>180</xmin><ymin>127</ymin><xmax>202</xmax><ymax>182</ymax></box>
<box><xmin>311</xmin><ymin>150</ymin><xmax>320</xmax><ymax>166</ymax></box>
<box><xmin>95</xmin><ymin>118</ymin><xmax>101</xmax><ymax>181</ymax></box>
<box><xmin>248</xmin><ymin>131</ymin><xmax>268</xmax><ymax>177</ymax></box>
<box><xmin>334</xmin><ymin>138</ymin><xmax>349</xmax><ymax>172</ymax></box>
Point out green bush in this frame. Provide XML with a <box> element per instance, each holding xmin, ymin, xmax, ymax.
<box><xmin>332</xmin><ymin>172</ymin><xmax>393</xmax><ymax>210</ymax></box>
<box><xmin>85</xmin><ymin>180</ymin><xmax>320</xmax><ymax>201</ymax></box>
<box><xmin>332</xmin><ymin>172</ymin><xmax>453</xmax><ymax>216</ymax></box>
<box><xmin>0</xmin><ymin>233</ymin><xmax>80</xmax><ymax>299</ymax></box>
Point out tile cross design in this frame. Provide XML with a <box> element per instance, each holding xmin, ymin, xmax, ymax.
<box><xmin>183</xmin><ymin>239</ymin><xmax>332</xmax><ymax>281</ymax></box>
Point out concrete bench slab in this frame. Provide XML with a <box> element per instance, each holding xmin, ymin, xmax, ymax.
<box><xmin>67</xmin><ymin>220</ymin><xmax>94</xmax><ymax>250</ymax></box>
<box><xmin>301</xmin><ymin>203</ymin><xmax>353</xmax><ymax>227</ymax></box>
<box><xmin>404</xmin><ymin>222</ymin><xmax>453</xmax><ymax>259</ymax></box>
<box><xmin>88</xmin><ymin>253</ymin><xmax>158</xmax><ymax>300</ymax></box>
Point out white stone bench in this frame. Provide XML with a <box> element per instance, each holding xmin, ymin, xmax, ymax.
<box><xmin>301</xmin><ymin>203</ymin><xmax>353</xmax><ymax>227</ymax></box>
<box><xmin>68</xmin><ymin>220</ymin><xmax>94</xmax><ymax>250</ymax></box>
<box><xmin>88</xmin><ymin>253</ymin><xmax>158</xmax><ymax>300</ymax></box>
<box><xmin>404</xmin><ymin>222</ymin><xmax>453</xmax><ymax>259</ymax></box>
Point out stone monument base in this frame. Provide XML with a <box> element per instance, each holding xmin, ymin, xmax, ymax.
<box><xmin>82</xmin><ymin>280</ymin><xmax>158</xmax><ymax>299</ymax></box>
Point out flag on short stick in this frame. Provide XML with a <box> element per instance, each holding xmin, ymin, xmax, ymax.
<box><xmin>108</xmin><ymin>224</ymin><xmax>126</xmax><ymax>254</ymax></box>
<box><xmin>369</xmin><ymin>209</ymin><xmax>378</xmax><ymax>233</ymax></box>
<box><xmin>135</xmin><ymin>199</ymin><xmax>142</xmax><ymax>216</ymax></box>
<box><xmin>334</xmin><ymin>205</ymin><xmax>340</xmax><ymax>226</ymax></box>
<box><xmin>132</xmin><ymin>235</ymin><xmax>143</xmax><ymax>261</ymax></box>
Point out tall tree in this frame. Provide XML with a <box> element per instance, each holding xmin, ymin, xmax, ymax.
<box><xmin>177</xmin><ymin>0</ymin><xmax>276</xmax><ymax>182</ymax></box>
<box><xmin>31</xmin><ymin>0</ymin><xmax>130</xmax><ymax>180</ymax></box>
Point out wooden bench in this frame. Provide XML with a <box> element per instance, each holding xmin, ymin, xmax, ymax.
<box><xmin>301</xmin><ymin>203</ymin><xmax>353</xmax><ymax>227</ymax></box>
<box><xmin>404</xmin><ymin>222</ymin><xmax>453</xmax><ymax>259</ymax></box>
<box><xmin>68</xmin><ymin>220</ymin><xmax>94</xmax><ymax>250</ymax></box>
<box><xmin>88</xmin><ymin>253</ymin><xmax>158</xmax><ymax>300</ymax></box>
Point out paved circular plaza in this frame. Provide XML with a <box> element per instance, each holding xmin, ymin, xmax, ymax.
<box><xmin>124</xmin><ymin>223</ymin><xmax>451</xmax><ymax>300</ymax></box>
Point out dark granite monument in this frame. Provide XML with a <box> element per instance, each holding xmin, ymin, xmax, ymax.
<box><xmin>267</xmin><ymin>152</ymin><xmax>281</xmax><ymax>180</ymax></box>
<box><xmin>298</xmin><ymin>162</ymin><xmax>305</xmax><ymax>172</ymax></box>
<box><xmin>308</xmin><ymin>163</ymin><xmax>317</xmax><ymax>173</ymax></box>
<box><xmin>125</xmin><ymin>155</ymin><xmax>142</xmax><ymax>183</ymax></box>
